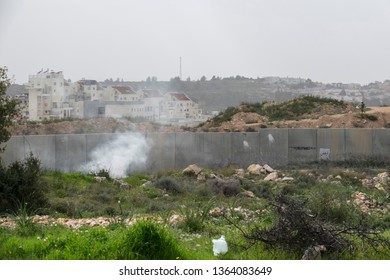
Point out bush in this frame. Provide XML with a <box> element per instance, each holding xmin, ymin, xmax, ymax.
<box><xmin>235</xmin><ymin>193</ymin><xmax>390</xmax><ymax>258</ymax></box>
<box><xmin>154</xmin><ymin>176</ymin><xmax>184</xmax><ymax>194</ymax></box>
<box><xmin>0</xmin><ymin>153</ymin><xmax>46</xmax><ymax>213</ymax></box>
<box><xmin>307</xmin><ymin>183</ymin><xmax>359</xmax><ymax>225</ymax></box>
<box><xmin>119</xmin><ymin>220</ymin><xmax>186</xmax><ymax>259</ymax></box>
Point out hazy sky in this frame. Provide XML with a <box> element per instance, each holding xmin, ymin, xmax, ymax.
<box><xmin>1</xmin><ymin>0</ymin><xmax>390</xmax><ymax>84</ymax></box>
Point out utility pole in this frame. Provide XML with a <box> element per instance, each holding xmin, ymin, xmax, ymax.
<box><xmin>179</xmin><ymin>56</ymin><xmax>182</xmax><ymax>80</ymax></box>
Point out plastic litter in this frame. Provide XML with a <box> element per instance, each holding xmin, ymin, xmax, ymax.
<box><xmin>212</xmin><ymin>235</ymin><xmax>228</xmax><ymax>256</ymax></box>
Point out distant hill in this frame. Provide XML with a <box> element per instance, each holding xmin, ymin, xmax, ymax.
<box><xmin>8</xmin><ymin>76</ymin><xmax>390</xmax><ymax>114</ymax></box>
<box><xmin>106</xmin><ymin>76</ymin><xmax>390</xmax><ymax>113</ymax></box>
<box><xmin>194</xmin><ymin>96</ymin><xmax>390</xmax><ymax>132</ymax></box>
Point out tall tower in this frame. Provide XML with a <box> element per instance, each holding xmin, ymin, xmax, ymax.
<box><xmin>179</xmin><ymin>56</ymin><xmax>182</xmax><ymax>80</ymax></box>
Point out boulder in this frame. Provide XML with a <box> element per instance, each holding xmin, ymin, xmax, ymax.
<box><xmin>264</xmin><ymin>172</ymin><xmax>278</xmax><ymax>181</ymax></box>
<box><xmin>377</xmin><ymin>172</ymin><xmax>389</xmax><ymax>184</ymax></box>
<box><xmin>263</xmin><ymin>164</ymin><xmax>274</xmax><ymax>173</ymax></box>
<box><xmin>94</xmin><ymin>176</ymin><xmax>107</xmax><ymax>183</ymax></box>
<box><xmin>247</xmin><ymin>164</ymin><xmax>263</xmax><ymax>175</ymax></box>
<box><xmin>183</xmin><ymin>164</ymin><xmax>202</xmax><ymax>176</ymax></box>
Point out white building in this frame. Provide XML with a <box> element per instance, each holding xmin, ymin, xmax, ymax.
<box><xmin>26</xmin><ymin>70</ymin><xmax>204</xmax><ymax>123</ymax></box>
<box><xmin>26</xmin><ymin>69</ymin><xmax>73</xmax><ymax>120</ymax></box>
<box><xmin>163</xmin><ymin>92</ymin><xmax>202</xmax><ymax>121</ymax></box>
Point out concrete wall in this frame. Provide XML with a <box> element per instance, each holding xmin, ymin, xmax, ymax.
<box><xmin>1</xmin><ymin>129</ymin><xmax>389</xmax><ymax>173</ymax></box>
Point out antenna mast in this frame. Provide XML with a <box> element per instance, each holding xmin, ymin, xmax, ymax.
<box><xmin>179</xmin><ymin>56</ymin><xmax>182</xmax><ymax>80</ymax></box>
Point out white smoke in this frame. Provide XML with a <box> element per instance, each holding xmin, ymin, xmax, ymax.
<box><xmin>80</xmin><ymin>133</ymin><xmax>151</xmax><ymax>178</ymax></box>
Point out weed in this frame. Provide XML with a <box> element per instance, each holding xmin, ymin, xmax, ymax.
<box><xmin>119</xmin><ymin>220</ymin><xmax>187</xmax><ymax>259</ymax></box>
<box><xmin>180</xmin><ymin>200</ymin><xmax>214</xmax><ymax>233</ymax></box>
<box><xmin>154</xmin><ymin>176</ymin><xmax>184</xmax><ymax>194</ymax></box>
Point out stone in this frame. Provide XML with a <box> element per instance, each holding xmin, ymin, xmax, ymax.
<box><xmin>264</xmin><ymin>172</ymin><xmax>278</xmax><ymax>181</ymax></box>
<box><xmin>94</xmin><ymin>176</ymin><xmax>106</xmax><ymax>182</ymax></box>
<box><xmin>197</xmin><ymin>172</ymin><xmax>206</xmax><ymax>181</ymax></box>
<box><xmin>263</xmin><ymin>164</ymin><xmax>274</xmax><ymax>173</ymax></box>
<box><xmin>247</xmin><ymin>164</ymin><xmax>263</xmax><ymax>175</ymax></box>
<box><xmin>374</xmin><ymin>183</ymin><xmax>386</xmax><ymax>192</ymax></box>
<box><xmin>235</xmin><ymin>168</ymin><xmax>245</xmax><ymax>178</ymax></box>
<box><xmin>168</xmin><ymin>214</ymin><xmax>184</xmax><ymax>226</ymax></box>
<box><xmin>377</xmin><ymin>172</ymin><xmax>389</xmax><ymax>184</ymax></box>
<box><xmin>240</xmin><ymin>190</ymin><xmax>256</xmax><ymax>198</ymax></box>
<box><xmin>209</xmin><ymin>207</ymin><xmax>224</xmax><ymax>216</ymax></box>
<box><xmin>281</xmin><ymin>176</ymin><xmax>294</xmax><ymax>182</ymax></box>
<box><xmin>183</xmin><ymin>164</ymin><xmax>202</xmax><ymax>176</ymax></box>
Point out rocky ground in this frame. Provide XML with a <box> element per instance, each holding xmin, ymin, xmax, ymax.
<box><xmin>9</xmin><ymin>106</ymin><xmax>390</xmax><ymax>135</ymax></box>
<box><xmin>197</xmin><ymin>106</ymin><xmax>390</xmax><ymax>132</ymax></box>
<box><xmin>1</xmin><ymin>163</ymin><xmax>388</xmax><ymax>229</ymax></box>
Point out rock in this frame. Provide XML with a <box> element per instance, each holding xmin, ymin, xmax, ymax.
<box><xmin>94</xmin><ymin>176</ymin><xmax>107</xmax><ymax>182</ymax></box>
<box><xmin>374</xmin><ymin>183</ymin><xmax>386</xmax><ymax>192</ymax></box>
<box><xmin>264</xmin><ymin>172</ymin><xmax>278</xmax><ymax>181</ymax></box>
<box><xmin>281</xmin><ymin>177</ymin><xmax>294</xmax><ymax>182</ymax></box>
<box><xmin>377</xmin><ymin>172</ymin><xmax>389</xmax><ymax>184</ymax></box>
<box><xmin>335</xmin><ymin>175</ymin><xmax>342</xmax><ymax>180</ymax></box>
<box><xmin>209</xmin><ymin>207</ymin><xmax>224</xmax><ymax>216</ymax></box>
<box><xmin>361</xmin><ymin>178</ymin><xmax>373</xmax><ymax>188</ymax></box>
<box><xmin>235</xmin><ymin>168</ymin><xmax>245</xmax><ymax>178</ymax></box>
<box><xmin>247</xmin><ymin>164</ymin><xmax>263</xmax><ymax>175</ymax></box>
<box><xmin>263</xmin><ymin>164</ymin><xmax>274</xmax><ymax>173</ymax></box>
<box><xmin>113</xmin><ymin>178</ymin><xmax>131</xmax><ymax>189</ymax></box>
<box><xmin>141</xmin><ymin>181</ymin><xmax>153</xmax><ymax>188</ymax></box>
<box><xmin>168</xmin><ymin>214</ymin><xmax>184</xmax><ymax>226</ymax></box>
<box><xmin>183</xmin><ymin>164</ymin><xmax>202</xmax><ymax>176</ymax></box>
<box><xmin>240</xmin><ymin>190</ymin><xmax>256</xmax><ymax>198</ymax></box>
<box><xmin>197</xmin><ymin>172</ymin><xmax>206</xmax><ymax>181</ymax></box>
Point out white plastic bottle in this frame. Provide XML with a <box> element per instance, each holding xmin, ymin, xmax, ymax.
<box><xmin>212</xmin><ymin>235</ymin><xmax>228</xmax><ymax>256</ymax></box>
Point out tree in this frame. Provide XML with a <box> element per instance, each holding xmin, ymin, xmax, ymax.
<box><xmin>0</xmin><ymin>67</ymin><xmax>20</xmax><ymax>152</ymax></box>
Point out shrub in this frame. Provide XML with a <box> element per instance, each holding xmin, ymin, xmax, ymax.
<box><xmin>119</xmin><ymin>220</ymin><xmax>186</xmax><ymax>259</ymax></box>
<box><xmin>307</xmin><ymin>183</ymin><xmax>359</xmax><ymax>225</ymax></box>
<box><xmin>237</xmin><ymin>193</ymin><xmax>390</xmax><ymax>258</ymax></box>
<box><xmin>0</xmin><ymin>153</ymin><xmax>46</xmax><ymax>213</ymax></box>
<box><xmin>154</xmin><ymin>176</ymin><xmax>184</xmax><ymax>194</ymax></box>
<box><xmin>209</xmin><ymin>178</ymin><xmax>241</xmax><ymax>196</ymax></box>
<box><xmin>180</xmin><ymin>201</ymin><xmax>214</xmax><ymax>233</ymax></box>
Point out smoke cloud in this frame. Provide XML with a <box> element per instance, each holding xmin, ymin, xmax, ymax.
<box><xmin>80</xmin><ymin>133</ymin><xmax>151</xmax><ymax>178</ymax></box>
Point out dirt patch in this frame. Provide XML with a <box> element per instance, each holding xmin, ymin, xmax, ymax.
<box><xmin>9</xmin><ymin>106</ymin><xmax>390</xmax><ymax>135</ymax></box>
<box><xmin>197</xmin><ymin>106</ymin><xmax>390</xmax><ymax>132</ymax></box>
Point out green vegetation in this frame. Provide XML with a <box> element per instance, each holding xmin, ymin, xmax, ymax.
<box><xmin>0</xmin><ymin>67</ymin><xmax>21</xmax><ymax>151</ymax></box>
<box><xmin>206</xmin><ymin>96</ymin><xmax>348</xmax><ymax>127</ymax></box>
<box><xmin>1</xmin><ymin>160</ymin><xmax>390</xmax><ymax>260</ymax></box>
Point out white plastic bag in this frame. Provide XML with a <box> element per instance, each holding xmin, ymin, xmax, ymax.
<box><xmin>212</xmin><ymin>235</ymin><xmax>228</xmax><ymax>256</ymax></box>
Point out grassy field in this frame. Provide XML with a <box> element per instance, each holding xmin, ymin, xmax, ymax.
<box><xmin>1</xmin><ymin>163</ymin><xmax>390</xmax><ymax>260</ymax></box>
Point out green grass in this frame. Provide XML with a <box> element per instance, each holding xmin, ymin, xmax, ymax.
<box><xmin>208</xmin><ymin>95</ymin><xmax>348</xmax><ymax>125</ymax></box>
<box><xmin>1</xmin><ymin>164</ymin><xmax>390</xmax><ymax>260</ymax></box>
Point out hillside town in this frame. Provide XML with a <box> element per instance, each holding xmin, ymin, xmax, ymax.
<box><xmin>20</xmin><ymin>69</ymin><xmax>204</xmax><ymax>124</ymax></box>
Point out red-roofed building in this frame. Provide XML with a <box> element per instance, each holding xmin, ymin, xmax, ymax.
<box><xmin>164</xmin><ymin>92</ymin><xmax>202</xmax><ymax>121</ymax></box>
<box><xmin>111</xmin><ymin>86</ymin><xmax>141</xmax><ymax>101</ymax></box>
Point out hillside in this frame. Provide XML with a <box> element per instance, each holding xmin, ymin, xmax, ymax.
<box><xmin>195</xmin><ymin>96</ymin><xmax>390</xmax><ymax>132</ymax></box>
<box><xmin>9</xmin><ymin>96</ymin><xmax>390</xmax><ymax>135</ymax></box>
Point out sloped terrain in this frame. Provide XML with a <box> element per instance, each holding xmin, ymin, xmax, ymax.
<box><xmin>8</xmin><ymin>96</ymin><xmax>390</xmax><ymax>135</ymax></box>
<box><xmin>196</xmin><ymin>96</ymin><xmax>390</xmax><ymax>132</ymax></box>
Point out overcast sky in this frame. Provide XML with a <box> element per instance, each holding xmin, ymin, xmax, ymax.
<box><xmin>1</xmin><ymin>0</ymin><xmax>390</xmax><ymax>84</ymax></box>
